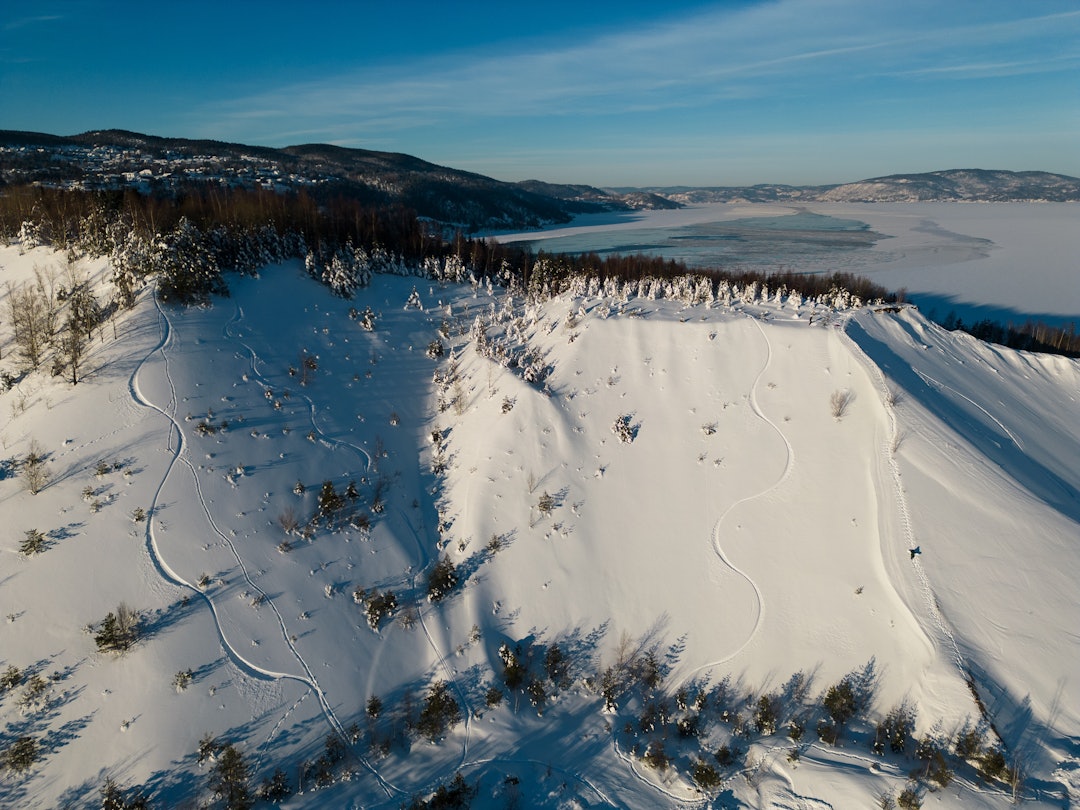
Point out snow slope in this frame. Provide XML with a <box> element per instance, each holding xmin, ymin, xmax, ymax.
<box><xmin>0</xmin><ymin>243</ymin><xmax>1077</xmax><ymax>808</ymax></box>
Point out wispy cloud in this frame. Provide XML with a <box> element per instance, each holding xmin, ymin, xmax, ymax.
<box><xmin>203</xmin><ymin>0</ymin><xmax>1080</xmax><ymax>145</ymax></box>
<box><xmin>3</xmin><ymin>14</ymin><xmax>63</xmax><ymax>31</ymax></box>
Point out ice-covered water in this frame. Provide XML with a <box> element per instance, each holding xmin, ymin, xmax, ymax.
<box><xmin>496</xmin><ymin>202</ymin><xmax>1080</xmax><ymax>325</ymax></box>
<box><xmin>508</xmin><ymin>209</ymin><xmax>882</xmax><ymax>272</ymax></box>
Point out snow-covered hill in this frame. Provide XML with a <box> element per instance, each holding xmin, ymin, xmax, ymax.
<box><xmin>0</xmin><ymin>245</ymin><xmax>1077</xmax><ymax>808</ymax></box>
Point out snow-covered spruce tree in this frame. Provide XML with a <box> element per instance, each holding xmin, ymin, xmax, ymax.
<box><xmin>426</xmin><ymin>556</ymin><xmax>459</xmax><ymax>602</ymax></box>
<box><xmin>415</xmin><ymin>681</ymin><xmax>462</xmax><ymax>742</ymax></box>
<box><xmin>154</xmin><ymin>217</ymin><xmax>228</xmax><ymax>305</ymax></box>
<box><xmin>316</xmin><ymin>480</ymin><xmax>344</xmax><ymax>522</ymax></box>
<box><xmin>17</xmin><ymin>218</ymin><xmax>44</xmax><ymax>251</ymax></box>
<box><xmin>110</xmin><ymin>225</ymin><xmax>152</xmax><ymax>309</ymax></box>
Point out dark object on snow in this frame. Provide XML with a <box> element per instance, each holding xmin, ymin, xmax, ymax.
<box><xmin>909</xmin><ymin>546</ymin><xmax>921</xmax><ymax>560</ymax></box>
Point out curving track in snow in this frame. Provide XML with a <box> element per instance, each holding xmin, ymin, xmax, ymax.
<box><xmin>130</xmin><ymin>291</ymin><xmax>397</xmax><ymax>798</ymax></box>
<box><xmin>687</xmin><ymin>316</ymin><xmax>796</xmax><ymax>678</ymax></box>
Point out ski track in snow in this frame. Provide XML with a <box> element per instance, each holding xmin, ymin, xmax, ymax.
<box><xmin>686</xmin><ymin>315</ymin><xmax>794</xmax><ymax>680</ymax></box>
<box><xmin>130</xmin><ymin>292</ymin><xmax>398</xmax><ymax>799</ymax></box>
<box><xmin>839</xmin><ymin>316</ymin><xmax>993</xmax><ymax>736</ymax></box>
<box><xmin>225</xmin><ymin>299</ymin><xmax>494</xmax><ymax>800</ymax></box>
<box><xmin>610</xmin><ymin>315</ymin><xmax>799</xmax><ymax>807</ymax></box>
<box><xmin>223</xmin><ymin>299</ymin><xmax>479</xmax><ymax>799</ymax></box>
<box><xmin>912</xmin><ymin>367</ymin><xmax>1024</xmax><ymax>452</ymax></box>
<box><xmin>223</xmin><ymin>304</ymin><xmax>376</xmax><ymax>473</ymax></box>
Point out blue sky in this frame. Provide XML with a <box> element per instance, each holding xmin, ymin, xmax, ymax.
<box><xmin>2</xmin><ymin>1</ymin><xmax>1078</xmax><ymax>185</ymax></box>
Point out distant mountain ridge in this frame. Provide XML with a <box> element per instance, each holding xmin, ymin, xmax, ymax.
<box><xmin>624</xmin><ymin>168</ymin><xmax>1080</xmax><ymax>204</ymax></box>
<box><xmin>1</xmin><ymin>130</ymin><xmax>1076</xmax><ymax>232</ymax></box>
<box><xmin>814</xmin><ymin>169</ymin><xmax>1080</xmax><ymax>202</ymax></box>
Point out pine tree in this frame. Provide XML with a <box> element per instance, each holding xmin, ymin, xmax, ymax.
<box><xmin>317</xmin><ymin>480</ymin><xmax>344</xmax><ymax>519</ymax></box>
<box><xmin>209</xmin><ymin>744</ymin><xmax>253</xmax><ymax>810</ymax></box>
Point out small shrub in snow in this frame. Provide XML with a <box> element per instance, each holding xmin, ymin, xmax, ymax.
<box><xmin>427</xmin><ymin>556</ymin><xmax>459</xmax><ymax>602</ymax></box>
<box><xmin>359</xmin><ymin>589</ymin><xmax>398</xmax><ymax>630</ymax></box>
<box><xmin>526</xmin><ymin>678</ymin><xmax>547</xmax><ymax>712</ymax></box>
<box><xmin>640</xmin><ymin>740</ymin><xmax>670</xmax><ymax>771</ymax></box>
<box><xmin>197</xmin><ymin>733</ymin><xmax>223</xmax><ymax>765</ymax></box>
<box><xmin>19</xmin><ymin>528</ymin><xmax>47</xmax><ymax>556</ymax></box>
<box><xmin>258</xmin><ymin>768</ymin><xmax>292</xmax><ymax>803</ymax></box>
<box><xmin>830</xmin><ymin>388</ymin><xmax>854</xmax><ymax>419</ymax></box>
<box><xmin>357</xmin><ymin>306</ymin><xmax>376</xmax><ymax>331</ymax></box>
<box><xmin>173</xmin><ymin>669</ymin><xmax>193</xmax><ymax>692</ymax></box>
<box><xmin>536</xmin><ymin>491</ymin><xmax>556</xmax><ymax>517</ymax></box>
<box><xmin>131</xmin><ymin>507</ymin><xmax>146</xmax><ymax>523</ymax></box>
<box><xmin>611</xmin><ymin>414</ymin><xmax>637</xmax><ymax>444</ymax></box>
<box><xmin>692</xmin><ymin>757</ymin><xmax>722</xmax><ymax>790</ymax></box>
<box><xmin>978</xmin><ymin>747</ymin><xmax>1011</xmax><ymax>782</ymax></box>
<box><xmin>501</xmin><ymin>396</ymin><xmax>514</xmax><ymax>414</ymax></box>
<box><xmin>485</xmin><ymin>686</ymin><xmax>504</xmax><ymax>708</ymax></box>
<box><xmin>714</xmin><ymin>744</ymin><xmax>737</xmax><ymax>767</ymax></box>
<box><xmin>406</xmin><ymin>772</ymin><xmax>475</xmax><ymax>810</ymax></box>
<box><xmin>22</xmin><ymin>440</ymin><xmax>49</xmax><ymax>494</ymax></box>
<box><xmin>17</xmin><ymin>673</ymin><xmax>50</xmax><ymax>712</ymax></box>
<box><xmin>3</xmin><ymin>735</ymin><xmax>39</xmax><ymax>774</ymax></box>
<box><xmin>99</xmin><ymin>776</ymin><xmax>149</xmax><ymax>810</ymax></box>
<box><xmin>94</xmin><ymin>603</ymin><xmax>139</xmax><ymax>653</ymax></box>
<box><xmin>277</xmin><ymin>506</ymin><xmax>300</xmax><ymax>534</ymax></box>
<box><xmin>399</xmin><ymin>605</ymin><xmax>418</xmax><ymax>630</ymax></box>
<box><xmin>816</xmin><ymin>719</ymin><xmax>840</xmax><ymax>745</ymax></box>
<box><xmin>1</xmin><ymin>665</ymin><xmax>23</xmax><ymax>693</ymax></box>
<box><xmin>897</xmin><ymin>783</ymin><xmax>922</xmax><ymax>809</ymax></box>
<box><xmin>426</xmin><ymin>339</ymin><xmax>445</xmax><ymax>359</ymax></box>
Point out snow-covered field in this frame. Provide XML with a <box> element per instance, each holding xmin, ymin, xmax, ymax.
<box><xmin>1</xmin><ymin>239</ymin><xmax>1077</xmax><ymax>808</ymax></box>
